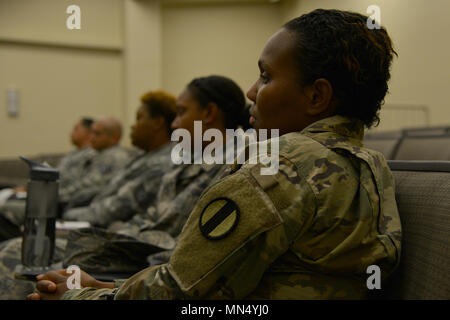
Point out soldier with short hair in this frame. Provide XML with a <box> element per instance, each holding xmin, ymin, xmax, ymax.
<box><xmin>58</xmin><ymin>117</ymin><xmax>96</xmax><ymax>191</ymax></box>
<box><xmin>62</xmin><ymin>91</ymin><xmax>177</xmax><ymax>226</ymax></box>
<box><xmin>61</xmin><ymin>76</ymin><xmax>249</xmax><ymax>275</ymax></box>
<box><xmin>0</xmin><ymin>117</ymin><xmax>97</xmax><ymax>240</ymax></box>
<box><xmin>30</xmin><ymin>9</ymin><xmax>401</xmax><ymax>300</ymax></box>
<box><xmin>0</xmin><ymin>91</ymin><xmax>177</xmax><ymax>299</ymax></box>
<box><xmin>58</xmin><ymin>116</ymin><xmax>130</xmax><ymax>205</ymax></box>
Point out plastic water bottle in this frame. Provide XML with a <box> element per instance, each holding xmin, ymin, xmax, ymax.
<box><xmin>20</xmin><ymin>156</ymin><xmax>59</xmax><ymax>268</ymax></box>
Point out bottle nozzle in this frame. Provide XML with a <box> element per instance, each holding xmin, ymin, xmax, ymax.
<box><xmin>19</xmin><ymin>156</ymin><xmax>59</xmax><ymax>181</ymax></box>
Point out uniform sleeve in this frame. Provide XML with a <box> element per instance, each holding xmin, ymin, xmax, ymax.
<box><xmin>59</xmin><ymin>165</ymin><xmax>112</xmax><ymax>203</ymax></box>
<box><xmin>57</xmin><ymin>153</ymin><xmax>75</xmax><ymax>188</ymax></box>
<box><xmin>108</xmin><ymin>158</ymin><xmax>315</xmax><ymax>300</ymax></box>
<box><xmin>62</xmin><ymin>206</ymin><xmax>97</xmax><ymax>224</ymax></box>
<box><xmin>138</xmin><ymin>166</ymin><xmax>222</xmax><ymax>238</ymax></box>
<box><xmin>83</xmin><ymin>164</ymin><xmax>171</xmax><ymax>228</ymax></box>
<box><xmin>60</xmin><ymin>278</ymin><xmax>142</xmax><ymax>300</ymax></box>
<box><xmin>66</xmin><ymin>186</ymin><xmax>103</xmax><ymax>208</ymax></box>
<box><xmin>59</xmin><ymin>149</ymin><xmax>128</xmax><ymax>203</ymax></box>
<box><xmin>58</xmin><ymin>149</ymin><xmax>96</xmax><ymax>190</ymax></box>
<box><xmin>61</xmin><ymin>287</ymin><xmax>116</xmax><ymax>300</ymax></box>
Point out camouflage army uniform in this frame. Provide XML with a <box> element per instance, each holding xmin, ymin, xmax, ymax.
<box><xmin>62</xmin><ymin>162</ymin><xmax>226</xmax><ymax>274</ymax></box>
<box><xmin>58</xmin><ymin>147</ymin><xmax>97</xmax><ymax>192</ymax></box>
<box><xmin>0</xmin><ymin>237</ymin><xmax>67</xmax><ymax>299</ymax></box>
<box><xmin>0</xmin><ymin>146</ymin><xmax>129</xmax><ymax>298</ymax></box>
<box><xmin>0</xmin><ymin>145</ymin><xmax>173</xmax><ymax>299</ymax></box>
<box><xmin>62</xmin><ymin>137</ymin><xmax>244</xmax><ymax>273</ymax></box>
<box><xmin>59</xmin><ymin>145</ymin><xmax>130</xmax><ymax>204</ymax></box>
<box><xmin>0</xmin><ymin>147</ymin><xmax>96</xmax><ymax>240</ymax></box>
<box><xmin>61</xmin><ymin>116</ymin><xmax>402</xmax><ymax>300</ymax></box>
<box><xmin>62</xmin><ymin>143</ymin><xmax>173</xmax><ymax>228</ymax></box>
<box><xmin>116</xmin><ymin>162</ymin><xmax>225</xmax><ymax>240</ymax></box>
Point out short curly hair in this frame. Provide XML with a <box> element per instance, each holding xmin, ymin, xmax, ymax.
<box><xmin>284</xmin><ymin>9</ymin><xmax>397</xmax><ymax>128</ymax></box>
<box><xmin>140</xmin><ymin>90</ymin><xmax>177</xmax><ymax>134</ymax></box>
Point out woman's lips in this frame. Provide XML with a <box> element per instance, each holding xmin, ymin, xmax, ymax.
<box><xmin>249</xmin><ymin>105</ymin><xmax>257</xmax><ymax>126</ymax></box>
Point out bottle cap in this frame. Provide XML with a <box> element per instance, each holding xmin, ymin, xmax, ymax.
<box><xmin>20</xmin><ymin>156</ymin><xmax>59</xmax><ymax>181</ymax></box>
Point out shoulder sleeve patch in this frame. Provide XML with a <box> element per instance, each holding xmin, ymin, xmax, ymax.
<box><xmin>199</xmin><ymin>197</ymin><xmax>240</xmax><ymax>240</ymax></box>
<box><xmin>167</xmin><ymin>171</ymin><xmax>283</xmax><ymax>292</ymax></box>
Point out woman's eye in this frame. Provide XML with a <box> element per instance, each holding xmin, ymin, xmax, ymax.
<box><xmin>260</xmin><ymin>72</ymin><xmax>270</xmax><ymax>84</ymax></box>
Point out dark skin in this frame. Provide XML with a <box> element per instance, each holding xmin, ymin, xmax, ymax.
<box><xmin>247</xmin><ymin>28</ymin><xmax>337</xmax><ymax>136</ymax></box>
<box><xmin>27</xmin><ymin>87</ymin><xmax>230</xmax><ymax>301</ymax></box>
<box><xmin>130</xmin><ymin>105</ymin><xmax>171</xmax><ymax>152</ymax></box>
<box><xmin>71</xmin><ymin>120</ymin><xmax>92</xmax><ymax>150</ymax></box>
<box><xmin>27</xmin><ymin>269</ymin><xmax>114</xmax><ymax>300</ymax></box>
<box><xmin>27</xmin><ymin>27</ymin><xmax>338</xmax><ymax>301</ymax></box>
<box><xmin>171</xmin><ymin>88</ymin><xmax>228</xmax><ymax>149</ymax></box>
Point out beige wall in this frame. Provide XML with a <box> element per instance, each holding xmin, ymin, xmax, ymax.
<box><xmin>0</xmin><ymin>44</ymin><xmax>123</xmax><ymax>158</ymax></box>
<box><xmin>1</xmin><ymin>0</ymin><xmax>449</xmax><ymax>159</ymax></box>
<box><xmin>0</xmin><ymin>0</ymin><xmax>124</xmax><ymax>158</ymax></box>
<box><xmin>0</xmin><ymin>0</ymin><xmax>123</xmax><ymax>48</ymax></box>
<box><xmin>161</xmin><ymin>2</ymin><xmax>283</xmax><ymax>97</ymax></box>
<box><xmin>123</xmin><ymin>0</ymin><xmax>163</xmax><ymax>145</ymax></box>
<box><xmin>282</xmin><ymin>0</ymin><xmax>450</xmax><ymax>131</ymax></box>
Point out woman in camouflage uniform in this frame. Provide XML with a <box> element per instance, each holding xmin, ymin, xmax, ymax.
<box><xmin>31</xmin><ymin>9</ymin><xmax>401</xmax><ymax>300</ymax></box>
<box><xmin>1</xmin><ymin>76</ymin><xmax>248</xmax><ymax>299</ymax></box>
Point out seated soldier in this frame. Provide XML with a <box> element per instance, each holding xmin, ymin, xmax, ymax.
<box><xmin>0</xmin><ymin>117</ymin><xmax>96</xmax><ymax>241</ymax></box>
<box><xmin>0</xmin><ymin>77</ymin><xmax>248</xmax><ymax>299</ymax></box>
<box><xmin>61</xmin><ymin>90</ymin><xmax>177</xmax><ymax>226</ymax></box>
<box><xmin>0</xmin><ymin>117</ymin><xmax>130</xmax><ymax>241</ymax></box>
<box><xmin>58</xmin><ymin>116</ymin><xmax>130</xmax><ymax>205</ymax></box>
<box><xmin>62</xmin><ymin>75</ymin><xmax>250</xmax><ymax>275</ymax></box>
<box><xmin>32</xmin><ymin>9</ymin><xmax>401</xmax><ymax>300</ymax></box>
<box><xmin>0</xmin><ymin>90</ymin><xmax>176</xmax><ymax>299</ymax></box>
<box><xmin>58</xmin><ymin>117</ymin><xmax>97</xmax><ymax>192</ymax></box>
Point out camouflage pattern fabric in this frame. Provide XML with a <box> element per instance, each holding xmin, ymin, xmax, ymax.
<box><xmin>62</xmin><ymin>143</ymin><xmax>173</xmax><ymax>228</ymax></box>
<box><xmin>0</xmin><ymin>237</ymin><xmax>67</xmax><ymax>300</ymax></box>
<box><xmin>58</xmin><ymin>147</ymin><xmax>97</xmax><ymax>192</ymax></box>
<box><xmin>61</xmin><ymin>115</ymin><xmax>402</xmax><ymax>300</ymax></box>
<box><xmin>0</xmin><ymin>145</ymin><xmax>221</xmax><ymax>299</ymax></box>
<box><xmin>63</xmin><ymin>149</ymin><xmax>145</xmax><ymax>210</ymax></box>
<box><xmin>0</xmin><ymin>213</ymin><xmax>22</xmax><ymax>242</ymax></box>
<box><xmin>62</xmin><ymin>162</ymin><xmax>226</xmax><ymax>274</ymax></box>
<box><xmin>0</xmin><ymin>200</ymin><xmax>26</xmax><ymax>234</ymax></box>
<box><xmin>111</xmin><ymin>133</ymin><xmax>245</xmax><ymax>242</ymax></box>
<box><xmin>0</xmin><ymin>148</ymin><xmax>96</xmax><ymax>240</ymax></box>
<box><xmin>59</xmin><ymin>145</ymin><xmax>130</xmax><ymax>204</ymax></box>
<box><xmin>63</xmin><ymin>227</ymin><xmax>175</xmax><ymax>275</ymax></box>
<box><xmin>116</xmin><ymin>162</ymin><xmax>225</xmax><ymax>239</ymax></box>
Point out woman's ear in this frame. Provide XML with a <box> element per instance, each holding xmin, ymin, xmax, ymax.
<box><xmin>203</xmin><ymin>102</ymin><xmax>221</xmax><ymax>124</ymax></box>
<box><xmin>305</xmin><ymin>78</ymin><xmax>335</xmax><ymax>116</ymax></box>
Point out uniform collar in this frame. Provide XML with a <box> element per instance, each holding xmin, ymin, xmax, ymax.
<box><xmin>302</xmin><ymin>115</ymin><xmax>365</xmax><ymax>141</ymax></box>
<box><xmin>299</xmin><ymin>115</ymin><xmax>365</xmax><ymax>149</ymax></box>
<box><xmin>99</xmin><ymin>145</ymin><xmax>119</xmax><ymax>154</ymax></box>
